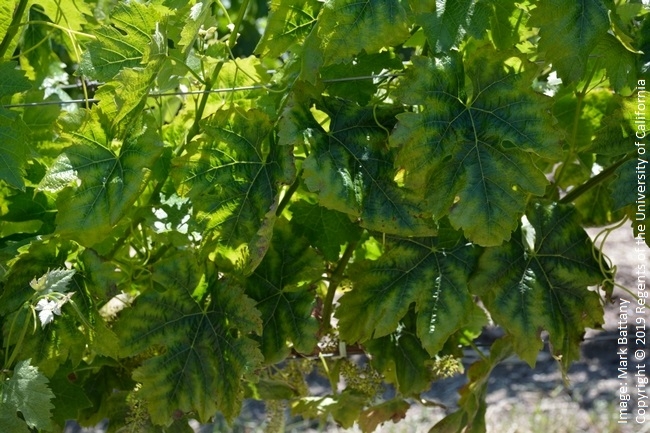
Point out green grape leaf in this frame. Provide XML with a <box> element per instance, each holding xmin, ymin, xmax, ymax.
<box><xmin>365</xmin><ymin>312</ymin><xmax>434</xmax><ymax>394</ymax></box>
<box><xmin>0</xmin><ymin>61</ymin><xmax>31</xmax><ymax>98</ymax></box>
<box><xmin>47</xmin><ymin>113</ymin><xmax>163</xmax><ymax>246</ymax></box>
<box><xmin>391</xmin><ymin>49</ymin><xmax>558</xmax><ymax>246</ymax></box>
<box><xmin>610</xmin><ymin>159</ymin><xmax>638</xmax><ymax>213</ymax></box>
<box><xmin>115</xmin><ymin>268</ymin><xmax>263</xmax><ymax>424</ymax></box>
<box><xmin>243</xmin><ymin>219</ymin><xmax>321</xmax><ymax>363</ymax></box>
<box><xmin>0</xmin><ymin>404</ymin><xmax>30</xmax><ymax>433</ymax></box>
<box><xmin>430</xmin><ymin>336</ymin><xmax>514</xmax><ymax>433</ymax></box>
<box><xmin>290</xmin><ymin>200</ymin><xmax>361</xmax><ymax>261</ymax></box>
<box><xmin>593</xmin><ymin>33</ymin><xmax>638</xmax><ymax>92</ymax></box>
<box><xmin>0</xmin><ymin>109</ymin><xmax>30</xmax><ymax>190</ymax></box>
<box><xmin>528</xmin><ymin>0</ymin><xmax>609</xmax><ymax>84</ymax></box>
<box><xmin>48</xmin><ymin>367</ymin><xmax>93</xmax><ymax>425</ymax></box>
<box><xmin>316</xmin><ymin>0</ymin><xmax>410</xmax><ymax>65</ymax></box>
<box><xmin>36</xmin><ymin>0</ymin><xmax>94</xmax><ymax>33</ymax></box>
<box><xmin>0</xmin><ymin>359</ymin><xmax>55</xmax><ymax>431</ymax></box>
<box><xmin>336</xmin><ymin>223</ymin><xmax>479</xmax><ymax>356</ymax></box>
<box><xmin>79</xmin><ymin>2</ymin><xmax>165</xmax><ymax>81</ymax></box>
<box><xmin>255</xmin><ymin>0</ymin><xmax>322</xmax><ymax>58</ymax></box>
<box><xmin>469</xmin><ymin>203</ymin><xmax>607</xmax><ymax>370</ymax></box>
<box><xmin>173</xmin><ymin>108</ymin><xmax>294</xmax><ymax>269</ymax></box>
<box><xmin>177</xmin><ymin>0</ymin><xmax>214</xmax><ymax>54</ymax></box>
<box><xmin>321</xmin><ymin>51</ymin><xmax>403</xmax><ymax>105</ymax></box>
<box><xmin>302</xmin><ymin>98</ymin><xmax>437</xmax><ymax>237</ymax></box>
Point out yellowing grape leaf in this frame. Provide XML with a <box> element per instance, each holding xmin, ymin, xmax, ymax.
<box><xmin>469</xmin><ymin>203</ymin><xmax>608</xmax><ymax>370</ymax></box>
<box><xmin>173</xmin><ymin>108</ymin><xmax>295</xmax><ymax>269</ymax></box>
<box><xmin>115</xmin><ymin>262</ymin><xmax>263</xmax><ymax>424</ymax></box>
<box><xmin>316</xmin><ymin>0</ymin><xmax>410</xmax><ymax>65</ymax></box>
<box><xmin>391</xmin><ymin>48</ymin><xmax>559</xmax><ymax>246</ymax></box>
<box><xmin>47</xmin><ymin>113</ymin><xmax>163</xmax><ymax>246</ymax></box>
<box><xmin>336</xmin><ymin>222</ymin><xmax>480</xmax><ymax>356</ymax></box>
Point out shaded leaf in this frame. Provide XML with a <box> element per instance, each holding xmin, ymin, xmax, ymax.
<box><xmin>0</xmin><ymin>109</ymin><xmax>31</xmax><ymax>190</ymax></box>
<box><xmin>290</xmin><ymin>199</ymin><xmax>361</xmax><ymax>261</ymax></box>
<box><xmin>302</xmin><ymin>98</ymin><xmax>437</xmax><ymax>236</ymax></box>
<box><xmin>0</xmin><ymin>61</ymin><xmax>31</xmax><ymax>98</ymax></box>
<box><xmin>391</xmin><ymin>49</ymin><xmax>558</xmax><ymax>246</ymax></box>
<box><xmin>528</xmin><ymin>0</ymin><xmax>610</xmax><ymax>83</ymax></box>
<box><xmin>244</xmin><ymin>219</ymin><xmax>321</xmax><ymax>363</ymax></box>
<box><xmin>469</xmin><ymin>203</ymin><xmax>608</xmax><ymax>370</ymax></box>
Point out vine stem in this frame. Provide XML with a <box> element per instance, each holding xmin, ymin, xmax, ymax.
<box><xmin>321</xmin><ymin>240</ymin><xmax>357</xmax><ymax>334</ymax></box>
<box><xmin>0</xmin><ymin>0</ymin><xmax>29</xmax><ymax>59</ymax></box>
<box><xmin>559</xmin><ymin>154</ymin><xmax>633</xmax><ymax>204</ymax></box>
<box><xmin>184</xmin><ymin>0</ymin><xmax>251</xmax><ymax>148</ymax></box>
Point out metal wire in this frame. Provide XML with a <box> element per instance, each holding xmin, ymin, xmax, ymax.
<box><xmin>0</xmin><ymin>72</ymin><xmax>401</xmax><ymax>109</ymax></box>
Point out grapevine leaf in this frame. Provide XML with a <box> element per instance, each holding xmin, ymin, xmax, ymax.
<box><xmin>255</xmin><ymin>0</ymin><xmax>322</xmax><ymax>58</ymax></box>
<box><xmin>0</xmin><ymin>61</ymin><xmax>31</xmax><ymax>98</ymax></box>
<box><xmin>358</xmin><ymin>398</ymin><xmax>410</xmax><ymax>433</ymax></box>
<box><xmin>243</xmin><ymin>219</ymin><xmax>321</xmax><ymax>363</ymax></box>
<box><xmin>469</xmin><ymin>203</ymin><xmax>607</xmax><ymax>370</ymax></box>
<box><xmin>430</xmin><ymin>336</ymin><xmax>514</xmax><ymax>433</ymax></box>
<box><xmin>0</xmin><ymin>109</ymin><xmax>30</xmax><ymax>190</ymax></box>
<box><xmin>0</xmin><ymin>404</ymin><xmax>30</xmax><ymax>433</ymax></box>
<box><xmin>364</xmin><ymin>312</ymin><xmax>433</xmax><ymax>395</ymax></box>
<box><xmin>528</xmin><ymin>0</ymin><xmax>609</xmax><ymax>84</ymax></box>
<box><xmin>115</xmin><ymin>266</ymin><xmax>263</xmax><ymax>424</ymax></box>
<box><xmin>177</xmin><ymin>0</ymin><xmax>214</xmax><ymax>55</ymax></box>
<box><xmin>316</xmin><ymin>0</ymin><xmax>410</xmax><ymax>65</ymax></box>
<box><xmin>290</xmin><ymin>200</ymin><xmax>362</xmax><ymax>261</ymax></box>
<box><xmin>79</xmin><ymin>2</ymin><xmax>165</xmax><ymax>81</ymax></box>
<box><xmin>321</xmin><ymin>51</ymin><xmax>403</xmax><ymax>105</ymax></box>
<box><xmin>48</xmin><ymin>113</ymin><xmax>163</xmax><ymax>246</ymax></box>
<box><xmin>302</xmin><ymin>98</ymin><xmax>437</xmax><ymax>236</ymax></box>
<box><xmin>391</xmin><ymin>49</ymin><xmax>558</xmax><ymax>246</ymax></box>
<box><xmin>337</xmin><ymin>223</ymin><xmax>480</xmax><ymax>356</ymax></box>
<box><xmin>1</xmin><ymin>359</ymin><xmax>55</xmax><ymax>431</ymax></box>
<box><xmin>0</xmin><ymin>238</ymin><xmax>76</xmax><ymax>316</ymax></box>
<box><xmin>593</xmin><ymin>33</ymin><xmax>638</xmax><ymax>92</ymax></box>
<box><xmin>173</xmin><ymin>108</ymin><xmax>294</xmax><ymax>269</ymax></box>
<box><xmin>48</xmin><ymin>367</ymin><xmax>93</xmax><ymax>425</ymax></box>
<box><xmin>610</xmin><ymin>159</ymin><xmax>638</xmax><ymax>213</ymax></box>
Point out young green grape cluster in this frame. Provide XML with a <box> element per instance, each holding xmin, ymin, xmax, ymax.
<box><xmin>264</xmin><ymin>400</ymin><xmax>286</xmax><ymax>433</ymax></box>
<box><xmin>339</xmin><ymin>359</ymin><xmax>383</xmax><ymax>397</ymax></box>
<box><xmin>122</xmin><ymin>387</ymin><xmax>150</xmax><ymax>432</ymax></box>
<box><xmin>430</xmin><ymin>355</ymin><xmax>463</xmax><ymax>380</ymax></box>
<box><xmin>285</xmin><ymin>358</ymin><xmax>313</xmax><ymax>396</ymax></box>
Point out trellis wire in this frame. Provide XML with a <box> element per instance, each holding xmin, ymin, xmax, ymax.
<box><xmin>0</xmin><ymin>72</ymin><xmax>401</xmax><ymax>109</ymax></box>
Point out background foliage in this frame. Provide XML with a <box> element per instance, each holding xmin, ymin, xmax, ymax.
<box><xmin>0</xmin><ymin>0</ymin><xmax>648</xmax><ymax>431</ymax></box>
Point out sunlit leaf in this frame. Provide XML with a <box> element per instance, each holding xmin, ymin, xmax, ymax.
<box><xmin>469</xmin><ymin>203</ymin><xmax>608</xmax><ymax>370</ymax></box>
<box><xmin>391</xmin><ymin>48</ymin><xmax>558</xmax><ymax>246</ymax></box>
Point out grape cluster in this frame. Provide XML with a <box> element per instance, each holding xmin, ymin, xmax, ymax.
<box><xmin>339</xmin><ymin>359</ymin><xmax>383</xmax><ymax>397</ymax></box>
<box><xmin>285</xmin><ymin>358</ymin><xmax>312</xmax><ymax>396</ymax></box>
<box><xmin>264</xmin><ymin>400</ymin><xmax>286</xmax><ymax>433</ymax></box>
<box><xmin>430</xmin><ymin>354</ymin><xmax>463</xmax><ymax>380</ymax></box>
